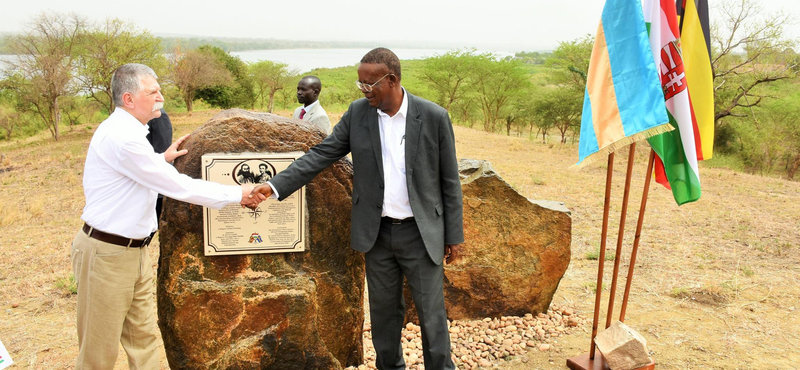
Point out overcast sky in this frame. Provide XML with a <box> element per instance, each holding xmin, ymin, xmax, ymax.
<box><xmin>2</xmin><ymin>0</ymin><xmax>798</xmax><ymax>52</ymax></box>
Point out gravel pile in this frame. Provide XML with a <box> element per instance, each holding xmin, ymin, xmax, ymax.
<box><xmin>346</xmin><ymin>305</ymin><xmax>587</xmax><ymax>370</ymax></box>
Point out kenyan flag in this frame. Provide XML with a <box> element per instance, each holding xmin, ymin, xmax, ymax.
<box><xmin>643</xmin><ymin>0</ymin><xmax>702</xmax><ymax>205</ymax></box>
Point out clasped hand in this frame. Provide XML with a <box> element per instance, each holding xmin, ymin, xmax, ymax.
<box><xmin>240</xmin><ymin>184</ymin><xmax>267</xmax><ymax>209</ymax></box>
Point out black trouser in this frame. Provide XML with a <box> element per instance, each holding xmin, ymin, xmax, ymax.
<box><xmin>366</xmin><ymin>218</ymin><xmax>454</xmax><ymax>370</ymax></box>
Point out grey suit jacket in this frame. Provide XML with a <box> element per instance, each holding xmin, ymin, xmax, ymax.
<box><xmin>272</xmin><ymin>92</ymin><xmax>464</xmax><ymax>264</ymax></box>
<box><xmin>293</xmin><ymin>102</ymin><xmax>331</xmax><ymax>134</ymax></box>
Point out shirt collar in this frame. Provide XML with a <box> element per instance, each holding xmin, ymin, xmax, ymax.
<box><xmin>377</xmin><ymin>87</ymin><xmax>408</xmax><ymax>120</ymax></box>
<box><xmin>113</xmin><ymin>107</ymin><xmax>150</xmax><ymax>136</ymax></box>
<box><xmin>303</xmin><ymin>100</ymin><xmax>319</xmax><ymax>112</ymax></box>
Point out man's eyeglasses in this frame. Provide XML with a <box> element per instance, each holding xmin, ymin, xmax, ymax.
<box><xmin>355</xmin><ymin>73</ymin><xmax>394</xmax><ymax>92</ymax></box>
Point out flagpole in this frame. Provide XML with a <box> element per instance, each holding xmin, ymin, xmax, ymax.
<box><xmin>589</xmin><ymin>152</ymin><xmax>615</xmax><ymax>360</ymax></box>
<box><xmin>604</xmin><ymin>143</ymin><xmax>637</xmax><ymax>328</ymax></box>
<box><xmin>620</xmin><ymin>149</ymin><xmax>656</xmax><ymax>322</ymax></box>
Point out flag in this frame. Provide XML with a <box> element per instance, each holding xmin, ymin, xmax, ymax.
<box><xmin>577</xmin><ymin>0</ymin><xmax>672</xmax><ymax>167</ymax></box>
<box><xmin>677</xmin><ymin>0</ymin><xmax>714</xmax><ymax>160</ymax></box>
<box><xmin>643</xmin><ymin>0</ymin><xmax>702</xmax><ymax>205</ymax></box>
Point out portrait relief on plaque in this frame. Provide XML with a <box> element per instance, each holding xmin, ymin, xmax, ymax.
<box><xmin>201</xmin><ymin>152</ymin><xmax>306</xmax><ymax>256</ymax></box>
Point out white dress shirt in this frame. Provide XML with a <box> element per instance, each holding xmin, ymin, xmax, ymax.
<box><xmin>81</xmin><ymin>108</ymin><xmax>242</xmax><ymax>239</ymax></box>
<box><xmin>300</xmin><ymin>100</ymin><xmax>319</xmax><ymax>117</ymax></box>
<box><xmin>269</xmin><ymin>89</ymin><xmax>414</xmax><ymax>219</ymax></box>
<box><xmin>378</xmin><ymin>88</ymin><xmax>413</xmax><ymax>219</ymax></box>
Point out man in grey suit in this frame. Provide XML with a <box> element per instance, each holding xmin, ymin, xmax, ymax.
<box><xmin>252</xmin><ymin>47</ymin><xmax>463</xmax><ymax>370</ymax></box>
<box><xmin>292</xmin><ymin>75</ymin><xmax>331</xmax><ymax>134</ymax></box>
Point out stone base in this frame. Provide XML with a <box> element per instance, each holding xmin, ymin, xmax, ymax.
<box><xmin>567</xmin><ymin>353</ymin><xmax>655</xmax><ymax>370</ymax></box>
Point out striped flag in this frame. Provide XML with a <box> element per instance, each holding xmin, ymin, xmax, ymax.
<box><xmin>577</xmin><ymin>0</ymin><xmax>672</xmax><ymax>167</ymax></box>
<box><xmin>677</xmin><ymin>0</ymin><xmax>714</xmax><ymax>160</ymax></box>
<box><xmin>643</xmin><ymin>0</ymin><xmax>702</xmax><ymax>205</ymax></box>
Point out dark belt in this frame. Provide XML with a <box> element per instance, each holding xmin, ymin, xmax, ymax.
<box><xmin>382</xmin><ymin>216</ymin><xmax>415</xmax><ymax>225</ymax></box>
<box><xmin>82</xmin><ymin>223</ymin><xmax>151</xmax><ymax>248</ymax></box>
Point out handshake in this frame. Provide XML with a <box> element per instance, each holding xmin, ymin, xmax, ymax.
<box><xmin>239</xmin><ymin>184</ymin><xmax>276</xmax><ymax>209</ymax></box>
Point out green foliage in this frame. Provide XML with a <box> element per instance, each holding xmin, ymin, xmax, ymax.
<box><xmin>514</xmin><ymin>51</ymin><xmax>552</xmax><ymax>65</ymax></box>
<box><xmin>248</xmin><ymin>60</ymin><xmax>296</xmax><ymax>112</ymax></box>
<box><xmin>711</xmin><ymin>0</ymin><xmax>798</xmax><ymax>151</ymax></box>
<box><xmin>195</xmin><ymin>45</ymin><xmax>255</xmax><ymax>109</ymax></box>
<box><xmin>546</xmin><ymin>35</ymin><xmax>593</xmax><ymax>91</ymax></box>
<box><xmin>419</xmin><ymin>49</ymin><xmax>491</xmax><ymax>112</ymax></box>
<box><xmin>2</xmin><ymin>12</ymin><xmax>84</xmax><ymax>141</ymax></box>
<box><xmin>471</xmin><ymin>57</ymin><xmax>532</xmax><ymax>132</ymax></box>
<box><xmin>532</xmin><ymin>86</ymin><xmax>583</xmax><ymax>143</ymax></box>
<box><xmin>727</xmin><ymin>80</ymin><xmax>800</xmax><ymax>179</ymax></box>
<box><xmin>55</xmin><ymin>274</ymin><xmax>78</xmax><ymax>296</ymax></box>
<box><xmin>585</xmin><ymin>248</ymin><xmax>615</xmax><ymax>261</ymax></box>
<box><xmin>305</xmin><ymin>65</ymin><xmax>362</xmax><ymax>113</ymax></box>
<box><xmin>76</xmin><ymin>18</ymin><xmax>166</xmax><ymax>114</ymax></box>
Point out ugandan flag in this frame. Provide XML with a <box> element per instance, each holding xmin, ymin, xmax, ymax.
<box><xmin>577</xmin><ymin>0</ymin><xmax>672</xmax><ymax>167</ymax></box>
<box><xmin>677</xmin><ymin>0</ymin><xmax>714</xmax><ymax>160</ymax></box>
<box><xmin>643</xmin><ymin>0</ymin><xmax>702</xmax><ymax>205</ymax></box>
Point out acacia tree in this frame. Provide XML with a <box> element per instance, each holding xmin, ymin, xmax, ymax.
<box><xmin>471</xmin><ymin>58</ymin><xmax>530</xmax><ymax>132</ymax></box>
<box><xmin>170</xmin><ymin>47</ymin><xmax>232</xmax><ymax>112</ymax></box>
<box><xmin>195</xmin><ymin>45</ymin><xmax>255</xmax><ymax>109</ymax></box>
<box><xmin>546</xmin><ymin>35</ymin><xmax>593</xmax><ymax>91</ymax></box>
<box><xmin>711</xmin><ymin>0</ymin><xmax>798</xmax><ymax>146</ymax></box>
<box><xmin>420</xmin><ymin>49</ymin><xmax>490</xmax><ymax>111</ymax></box>
<box><xmin>3</xmin><ymin>12</ymin><xmax>84</xmax><ymax>141</ymax></box>
<box><xmin>76</xmin><ymin>18</ymin><xmax>165</xmax><ymax>114</ymax></box>
<box><xmin>248</xmin><ymin>60</ymin><xmax>295</xmax><ymax>112</ymax></box>
<box><xmin>533</xmin><ymin>87</ymin><xmax>583</xmax><ymax>144</ymax></box>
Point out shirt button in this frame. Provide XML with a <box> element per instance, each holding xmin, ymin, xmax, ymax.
<box><xmin>380</xmin><ymin>184</ymin><xmax>384</xmax><ymax>189</ymax></box>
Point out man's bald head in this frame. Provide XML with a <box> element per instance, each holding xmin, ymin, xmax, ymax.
<box><xmin>297</xmin><ymin>75</ymin><xmax>322</xmax><ymax>106</ymax></box>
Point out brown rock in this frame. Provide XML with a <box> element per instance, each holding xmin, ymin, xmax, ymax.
<box><xmin>539</xmin><ymin>344</ymin><xmax>551</xmax><ymax>352</ymax></box>
<box><xmin>406</xmin><ymin>160</ymin><xmax>571</xmax><ymax>322</ymax></box>
<box><xmin>594</xmin><ymin>321</ymin><xmax>652</xmax><ymax>370</ymax></box>
<box><xmin>158</xmin><ymin>109</ymin><xmax>364</xmax><ymax>369</ymax></box>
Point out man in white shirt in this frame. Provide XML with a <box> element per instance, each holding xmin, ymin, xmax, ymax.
<box><xmin>292</xmin><ymin>75</ymin><xmax>331</xmax><ymax>134</ymax></box>
<box><xmin>71</xmin><ymin>63</ymin><xmax>264</xmax><ymax>369</ymax></box>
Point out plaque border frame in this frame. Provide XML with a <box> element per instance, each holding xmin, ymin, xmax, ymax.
<box><xmin>201</xmin><ymin>153</ymin><xmax>306</xmax><ymax>256</ymax></box>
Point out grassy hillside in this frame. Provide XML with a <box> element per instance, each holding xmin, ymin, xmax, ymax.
<box><xmin>0</xmin><ymin>109</ymin><xmax>798</xmax><ymax>368</ymax></box>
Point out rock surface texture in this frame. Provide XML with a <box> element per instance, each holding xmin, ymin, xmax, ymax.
<box><xmin>157</xmin><ymin>109</ymin><xmax>364</xmax><ymax>370</ymax></box>
<box><xmin>407</xmin><ymin>159</ymin><xmax>571</xmax><ymax>322</ymax></box>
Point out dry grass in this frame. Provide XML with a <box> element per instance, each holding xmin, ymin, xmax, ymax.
<box><xmin>0</xmin><ymin>109</ymin><xmax>798</xmax><ymax>369</ymax></box>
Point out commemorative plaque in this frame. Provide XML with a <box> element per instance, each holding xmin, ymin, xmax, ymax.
<box><xmin>201</xmin><ymin>152</ymin><xmax>306</xmax><ymax>256</ymax></box>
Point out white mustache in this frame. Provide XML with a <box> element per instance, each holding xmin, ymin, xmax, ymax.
<box><xmin>152</xmin><ymin>102</ymin><xmax>164</xmax><ymax>112</ymax></box>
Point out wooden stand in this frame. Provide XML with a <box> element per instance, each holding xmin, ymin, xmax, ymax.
<box><xmin>568</xmin><ymin>147</ymin><xmax>658</xmax><ymax>370</ymax></box>
<box><xmin>567</xmin><ymin>352</ymin><xmax>655</xmax><ymax>370</ymax></box>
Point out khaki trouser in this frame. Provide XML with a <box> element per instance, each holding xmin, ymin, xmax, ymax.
<box><xmin>71</xmin><ymin>229</ymin><xmax>160</xmax><ymax>369</ymax></box>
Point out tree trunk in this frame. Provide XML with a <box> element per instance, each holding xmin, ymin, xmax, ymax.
<box><xmin>53</xmin><ymin>96</ymin><xmax>60</xmax><ymax>141</ymax></box>
<box><xmin>788</xmin><ymin>153</ymin><xmax>800</xmax><ymax>180</ymax></box>
<box><xmin>268</xmin><ymin>92</ymin><xmax>276</xmax><ymax>113</ymax></box>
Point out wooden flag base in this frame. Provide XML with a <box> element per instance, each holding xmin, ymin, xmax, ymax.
<box><xmin>567</xmin><ymin>352</ymin><xmax>655</xmax><ymax>370</ymax></box>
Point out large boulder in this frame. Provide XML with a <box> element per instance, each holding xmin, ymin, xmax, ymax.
<box><xmin>158</xmin><ymin>109</ymin><xmax>364</xmax><ymax>370</ymax></box>
<box><xmin>406</xmin><ymin>159</ymin><xmax>571</xmax><ymax>321</ymax></box>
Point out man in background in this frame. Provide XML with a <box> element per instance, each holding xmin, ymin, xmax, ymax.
<box><xmin>292</xmin><ymin>75</ymin><xmax>331</xmax><ymax>134</ymax></box>
<box><xmin>72</xmin><ymin>63</ymin><xmax>264</xmax><ymax>369</ymax></box>
<box><xmin>146</xmin><ymin>108</ymin><xmax>172</xmax><ymax>223</ymax></box>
